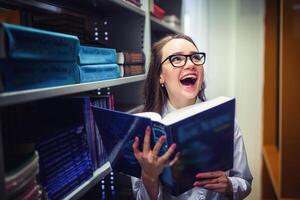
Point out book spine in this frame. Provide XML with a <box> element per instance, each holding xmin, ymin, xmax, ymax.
<box><xmin>0</xmin><ymin>23</ymin><xmax>80</xmax><ymax>61</ymax></box>
<box><xmin>122</xmin><ymin>64</ymin><xmax>145</xmax><ymax>77</ymax></box>
<box><xmin>151</xmin><ymin>4</ymin><xmax>166</xmax><ymax>19</ymax></box>
<box><xmin>83</xmin><ymin>98</ymin><xmax>98</xmax><ymax>171</ymax></box>
<box><xmin>78</xmin><ymin>45</ymin><xmax>117</xmax><ymax>65</ymax></box>
<box><xmin>79</xmin><ymin>63</ymin><xmax>121</xmax><ymax>83</ymax></box>
<box><xmin>0</xmin><ymin>10</ymin><xmax>21</xmax><ymax>25</ymax></box>
<box><xmin>0</xmin><ymin>60</ymin><xmax>80</xmax><ymax>92</ymax></box>
<box><xmin>117</xmin><ymin>51</ymin><xmax>145</xmax><ymax>64</ymax></box>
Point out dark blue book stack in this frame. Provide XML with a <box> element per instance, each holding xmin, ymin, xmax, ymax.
<box><xmin>36</xmin><ymin>125</ymin><xmax>93</xmax><ymax>200</ymax></box>
<box><xmin>32</xmin><ymin>98</ymin><xmax>93</xmax><ymax>200</ymax></box>
<box><xmin>2</xmin><ymin>97</ymin><xmax>94</xmax><ymax>199</ymax></box>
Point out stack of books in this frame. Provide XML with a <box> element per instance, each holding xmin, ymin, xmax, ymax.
<box><xmin>78</xmin><ymin>45</ymin><xmax>121</xmax><ymax>83</ymax></box>
<box><xmin>5</xmin><ymin>151</ymin><xmax>42</xmax><ymax>200</ymax></box>
<box><xmin>0</xmin><ymin>22</ymin><xmax>80</xmax><ymax>92</ymax></box>
<box><xmin>33</xmin><ymin>98</ymin><xmax>94</xmax><ymax>199</ymax></box>
<box><xmin>117</xmin><ymin>51</ymin><xmax>145</xmax><ymax>77</ymax></box>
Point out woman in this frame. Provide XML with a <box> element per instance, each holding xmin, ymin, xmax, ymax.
<box><xmin>131</xmin><ymin>34</ymin><xmax>252</xmax><ymax>200</ymax></box>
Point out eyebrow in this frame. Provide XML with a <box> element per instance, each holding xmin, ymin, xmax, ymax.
<box><xmin>170</xmin><ymin>51</ymin><xmax>199</xmax><ymax>56</ymax></box>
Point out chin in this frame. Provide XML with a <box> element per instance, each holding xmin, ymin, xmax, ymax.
<box><xmin>181</xmin><ymin>91</ymin><xmax>199</xmax><ymax>100</ymax></box>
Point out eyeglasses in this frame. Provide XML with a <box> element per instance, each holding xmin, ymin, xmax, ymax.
<box><xmin>160</xmin><ymin>52</ymin><xmax>206</xmax><ymax>68</ymax></box>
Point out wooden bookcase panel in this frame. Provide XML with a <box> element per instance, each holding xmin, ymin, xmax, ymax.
<box><xmin>263</xmin><ymin>0</ymin><xmax>300</xmax><ymax>199</ymax></box>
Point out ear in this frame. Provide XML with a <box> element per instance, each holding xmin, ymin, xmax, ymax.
<box><xmin>159</xmin><ymin>74</ymin><xmax>164</xmax><ymax>84</ymax></box>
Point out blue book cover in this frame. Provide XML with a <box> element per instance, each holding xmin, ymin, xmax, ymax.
<box><xmin>79</xmin><ymin>63</ymin><xmax>120</xmax><ymax>83</ymax></box>
<box><xmin>92</xmin><ymin>96</ymin><xmax>235</xmax><ymax>196</ymax></box>
<box><xmin>78</xmin><ymin>45</ymin><xmax>117</xmax><ymax>65</ymax></box>
<box><xmin>0</xmin><ymin>59</ymin><xmax>80</xmax><ymax>92</ymax></box>
<box><xmin>0</xmin><ymin>23</ymin><xmax>80</xmax><ymax>61</ymax></box>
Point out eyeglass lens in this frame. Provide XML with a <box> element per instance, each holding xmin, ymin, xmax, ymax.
<box><xmin>170</xmin><ymin>53</ymin><xmax>205</xmax><ymax>67</ymax></box>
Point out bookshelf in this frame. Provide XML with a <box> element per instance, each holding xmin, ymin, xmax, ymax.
<box><xmin>150</xmin><ymin>0</ymin><xmax>183</xmax><ymax>44</ymax></box>
<box><xmin>0</xmin><ymin>0</ymin><xmax>183</xmax><ymax>199</ymax></box>
<box><xmin>262</xmin><ymin>0</ymin><xmax>300</xmax><ymax>199</ymax></box>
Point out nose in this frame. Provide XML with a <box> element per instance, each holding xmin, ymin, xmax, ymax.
<box><xmin>183</xmin><ymin>56</ymin><xmax>195</xmax><ymax>68</ymax></box>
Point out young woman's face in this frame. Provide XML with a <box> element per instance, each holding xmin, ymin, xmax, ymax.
<box><xmin>160</xmin><ymin>38</ymin><xmax>204</xmax><ymax>108</ymax></box>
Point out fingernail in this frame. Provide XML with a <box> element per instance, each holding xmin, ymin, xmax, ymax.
<box><xmin>135</xmin><ymin>136</ymin><xmax>139</xmax><ymax>142</ymax></box>
<box><xmin>146</xmin><ymin>126</ymin><xmax>151</xmax><ymax>132</ymax></box>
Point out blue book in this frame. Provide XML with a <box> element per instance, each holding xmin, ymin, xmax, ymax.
<box><xmin>92</xmin><ymin>96</ymin><xmax>235</xmax><ymax>196</ymax></box>
<box><xmin>78</xmin><ymin>45</ymin><xmax>117</xmax><ymax>65</ymax></box>
<box><xmin>79</xmin><ymin>63</ymin><xmax>120</xmax><ymax>83</ymax></box>
<box><xmin>0</xmin><ymin>60</ymin><xmax>80</xmax><ymax>92</ymax></box>
<box><xmin>0</xmin><ymin>23</ymin><xmax>79</xmax><ymax>61</ymax></box>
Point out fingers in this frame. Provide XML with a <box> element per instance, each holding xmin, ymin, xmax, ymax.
<box><xmin>132</xmin><ymin>136</ymin><xmax>142</xmax><ymax>159</ymax></box>
<box><xmin>168</xmin><ymin>152</ymin><xmax>180</xmax><ymax>167</ymax></box>
<box><xmin>193</xmin><ymin>177</ymin><xmax>219</xmax><ymax>187</ymax></box>
<box><xmin>143</xmin><ymin>126</ymin><xmax>151</xmax><ymax>154</ymax></box>
<box><xmin>193</xmin><ymin>171</ymin><xmax>230</xmax><ymax>194</ymax></box>
<box><xmin>195</xmin><ymin>171</ymin><xmax>224</xmax><ymax>179</ymax></box>
<box><xmin>152</xmin><ymin>135</ymin><xmax>166</xmax><ymax>156</ymax></box>
<box><xmin>158</xmin><ymin>143</ymin><xmax>177</xmax><ymax>163</ymax></box>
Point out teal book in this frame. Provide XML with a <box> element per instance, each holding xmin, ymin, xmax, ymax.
<box><xmin>0</xmin><ymin>60</ymin><xmax>79</xmax><ymax>92</ymax></box>
<box><xmin>0</xmin><ymin>23</ymin><xmax>79</xmax><ymax>61</ymax></box>
<box><xmin>92</xmin><ymin>96</ymin><xmax>235</xmax><ymax>196</ymax></box>
<box><xmin>79</xmin><ymin>63</ymin><xmax>120</xmax><ymax>83</ymax></box>
<box><xmin>78</xmin><ymin>45</ymin><xmax>117</xmax><ymax>65</ymax></box>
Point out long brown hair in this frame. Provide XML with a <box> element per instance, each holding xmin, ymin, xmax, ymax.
<box><xmin>143</xmin><ymin>34</ymin><xmax>206</xmax><ymax>114</ymax></box>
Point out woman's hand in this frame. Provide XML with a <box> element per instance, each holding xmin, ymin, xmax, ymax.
<box><xmin>193</xmin><ymin>171</ymin><xmax>233</xmax><ymax>198</ymax></box>
<box><xmin>132</xmin><ymin>126</ymin><xmax>179</xmax><ymax>200</ymax></box>
<box><xmin>132</xmin><ymin>126</ymin><xmax>179</xmax><ymax>181</ymax></box>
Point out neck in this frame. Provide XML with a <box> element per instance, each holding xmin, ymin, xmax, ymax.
<box><xmin>169</xmin><ymin>97</ymin><xmax>196</xmax><ymax>109</ymax></box>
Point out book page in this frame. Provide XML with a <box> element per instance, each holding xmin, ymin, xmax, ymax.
<box><xmin>162</xmin><ymin>96</ymin><xmax>233</xmax><ymax>125</ymax></box>
<box><xmin>134</xmin><ymin>112</ymin><xmax>162</xmax><ymax>122</ymax></box>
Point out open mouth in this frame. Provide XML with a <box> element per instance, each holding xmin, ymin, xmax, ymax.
<box><xmin>180</xmin><ymin>74</ymin><xmax>197</xmax><ymax>86</ymax></box>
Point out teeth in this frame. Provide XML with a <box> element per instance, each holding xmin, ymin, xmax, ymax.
<box><xmin>181</xmin><ymin>74</ymin><xmax>197</xmax><ymax>80</ymax></box>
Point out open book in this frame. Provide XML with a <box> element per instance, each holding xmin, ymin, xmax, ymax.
<box><xmin>92</xmin><ymin>96</ymin><xmax>235</xmax><ymax>196</ymax></box>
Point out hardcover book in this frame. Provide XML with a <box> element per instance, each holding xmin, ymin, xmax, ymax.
<box><xmin>92</xmin><ymin>96</ymin><xmax>235</xmax><ymax>196</ymax></box>
<box><xmin>78</xmin><ymin>63</ymin><xmax>121</xmax><ymax>83</ymax></box>
<box><xmin>0</xmin><ymin>22</ymin><xmax>79</xmax><ymax>61</ymax></box>
<box><xmin>0</xmin><ymin>60</ymin><xmax>79</xmax><ymax>92</ymax></box>
<box><xmin>79</xmin><ymin>45</ymin><xmax>117</xmax><ymax>65</ymax></box>
<box><xmin>116</xmin><ymin>51</ymin><xmax>145</xmax><ymax>65</ymax></box>
<box><xmin>120</xmin><ymin>64</ymin><xmax>145</xmax><ymax>77</ymax></box>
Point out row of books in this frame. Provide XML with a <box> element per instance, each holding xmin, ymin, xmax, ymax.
<box><xmin>0</xmin><ymin>22</ymin><xmax>145</xmax><ymax>93</ymax></box>
<box><xmin>2</xmin><ymin>95</ymin><xmax>115</xmax><ymax>199</ymax></box>
<box><xmin>149</xmin><ymin>1</ymin><xmax>181</xmax><ymax>29</ymax></box>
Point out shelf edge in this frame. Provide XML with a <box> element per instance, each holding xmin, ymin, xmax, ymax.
<box><xmin>63</xmin><ymin>162</ymin><xmax>112</xmax><ymax>200</ymax></box>
<box><xmin>263</xmin><ymin>145</ymin><xmax>280</xmax><ymax>198</ymax></box>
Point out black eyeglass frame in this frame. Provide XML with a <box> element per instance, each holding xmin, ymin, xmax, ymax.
<box><xmin>160</xmin><ymin>52</ymin><xmax>206</xmax><ymax>68</ymax></box>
